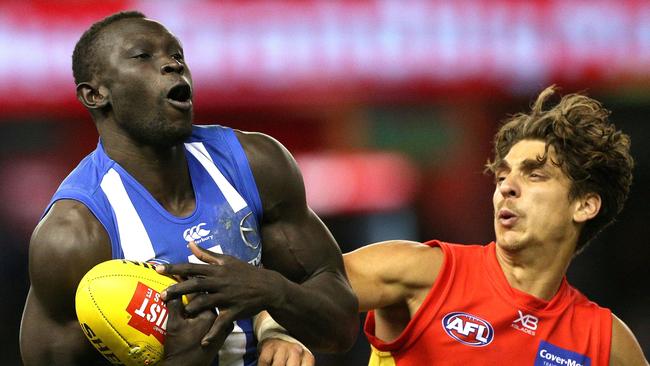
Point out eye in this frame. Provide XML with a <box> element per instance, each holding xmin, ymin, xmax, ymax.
<box><xmin>171</xmin><ymin>53</ymin><xmax>184</xmax><ymax>61</ymax></box>
<box><xmin>132</xmin><ymin>53</ymin><xmax>151</xmax><ymax>60</ymax></box>
<box><xmin>529</xmin><ymin>171</ymin><xmax>545</xmax><ymax>180</ymax></box>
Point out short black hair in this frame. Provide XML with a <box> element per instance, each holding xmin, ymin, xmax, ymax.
<box><xmin>72</xmin><ymin>10</ymin><xmax>146</xmax><ymax>84</ymax></box>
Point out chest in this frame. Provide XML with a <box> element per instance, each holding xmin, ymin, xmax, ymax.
<box><xmin>401</xmin><ymin>282</ymin><xmax>603</xmax><ymax>365</ymax></box>
<box><xmin>105</xmin><ymin>158</ymin><xmax>262</xmax><ymax>267</ymax></box>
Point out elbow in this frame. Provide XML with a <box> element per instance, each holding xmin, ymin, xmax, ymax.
<box><xmin>323</xmin><ymin>314</ymin><xmax>359</xmax><ymax>353</ymax></box>
<box><xmin>339</xmin><ymin>317</ymin><xmax>361</xmax><ymax>352</ymax></box>
<box><xmin>330</xmin><ymin>293</ymin><xmax>360</xmax><ymax>352</ymax></box>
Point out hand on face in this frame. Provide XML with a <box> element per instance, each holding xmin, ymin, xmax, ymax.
<box><xmin>157</xmin><ymin>242</ymin><xmax>281</xmax><ymax>346</ymax></box>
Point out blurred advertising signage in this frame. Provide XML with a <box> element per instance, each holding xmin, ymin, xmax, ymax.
<box><xmin>2</xmin><ymin>0</ymin><xmax>650</xmax><ymax>112</ymax></box>
<box><xmin>296</xmin><ymin>152</ymin><xmax>418</xmax><ymax>215</ymax></box>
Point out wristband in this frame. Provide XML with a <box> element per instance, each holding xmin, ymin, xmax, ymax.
<box><xmin>253</xmin><ymin>313</ymin><xmax>312</xmax><ymax>355</ymax></box>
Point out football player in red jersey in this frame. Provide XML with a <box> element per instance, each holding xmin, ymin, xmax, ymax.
<box><xmin>343</xmin><ymin>86</ymin><xmax>648</xmax><ymax>365</ymax></box>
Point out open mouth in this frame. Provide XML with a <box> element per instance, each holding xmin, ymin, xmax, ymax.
<box><xmin>166</xmin><ymin>83</ymin><xmax>192</xmax><ymax>110</ymax></box>
<box><xmin>497</xmin><ymin>209</ymin><xmax>518</xmax><ymax>227</ymax></box>
<box><xmin>498</xmin><ymin>210</ymin><xmax>515</xmax><ymax>220</ymax></box>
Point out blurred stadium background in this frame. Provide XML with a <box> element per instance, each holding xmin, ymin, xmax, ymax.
<box><xmin>1</xmin><ymin>1</ymin><xmax>648</xmax><ymax>364</ymax></box>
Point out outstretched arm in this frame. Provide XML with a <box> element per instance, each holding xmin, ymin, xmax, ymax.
<box><xmin>343</xmin><ymin>240</ymin><xmax>443</xmax><ymax>343</ymax></box>
<box><xmin>343</xmin><ymin>240</ymin><xmax>444</xmax><ymax>312</ymax></box>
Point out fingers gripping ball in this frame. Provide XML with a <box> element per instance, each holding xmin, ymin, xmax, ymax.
<box><xmin>75</xmin><ymin>260</ymin><xmax>180</xmax><ymax>366</ymax></box>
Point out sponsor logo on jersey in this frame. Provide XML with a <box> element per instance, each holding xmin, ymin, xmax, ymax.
<box><xmin>442</xmin><ymin>311</ymin><xmax>494</xmax><ymax>347</ymax></box>
<box><xmin>183</xmin><ymin>223</ymin><xmax>214</xmax><ymax>244</ymax></box>
<box><xmin>248</xmin><ymin>249</ymin><xmax>262</xmax><ymax>267</ymax></box>
<box><xmin>511</xmin><ymin>310</ymin><xmax>538</xmax><ymax>336</ymax></box>
<box><xmin>125</xmin><ymin>282</ymin><xmax>168</xmax><ymax>344</ymax></box>
<box><xmin>535</xmin><ymin>341</ymin><xmax>591</xmax><ymax>366</ymax></box>
<box><xmin>239</xmin><ymin>212</ymin><xmax>260</xmax><ymax>249</ymax></box>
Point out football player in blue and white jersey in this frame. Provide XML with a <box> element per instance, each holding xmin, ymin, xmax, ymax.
<box><xmin>20</xmin><ymin>11</ymin><xmax>357</xmax><ymax>366</ymax></box>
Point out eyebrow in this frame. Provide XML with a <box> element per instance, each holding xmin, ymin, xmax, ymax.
<box><xmin>122</xmin><ymin>38</ymin><xmax>153</xmax><ymax>50</ymax></box>
<box><xmin>122</xmin><ymin>36</ymin><xmax>183</xmax><ymax>52</ymax></box>
<box><xmin>519</xmin><ymin>158</ymin><xmax>547</xmax><ymax>172</ymax></box>
<box><xmin>494</xmin><ymin>158</ymin><xmax>547</xmax><ymax>174</ymax></box>
<box><xmin>493</xmin><ymin>160</ymin><xmax>510</xmax><ymax>174</ymax></box>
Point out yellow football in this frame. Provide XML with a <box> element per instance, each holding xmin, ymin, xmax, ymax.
<box><xmin>75</xmin><ymin>259</ymin><xmax>176</xmax><ymax>366</ymax></box>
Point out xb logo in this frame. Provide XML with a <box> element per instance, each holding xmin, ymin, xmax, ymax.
<box><xmin>513</xmin><ymin>310</ymin><xmax>538</xmax><ymax>331</ymax></box>
<box><xmin>183</xmin><ymin>223</ymin><xmax>210</xmax><ymax>241</ymax></box>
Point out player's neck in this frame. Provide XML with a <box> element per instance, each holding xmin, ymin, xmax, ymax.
<box><xmin>100</xmin><ymin>130</ymin><xmax>196</xmax><ymax>217</ymax></box>
<box><xmin>494</xmin><ymin>239</ymin><xmax>575</xmax><ymax>301</ymax></box>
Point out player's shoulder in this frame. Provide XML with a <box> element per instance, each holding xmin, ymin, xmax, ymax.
<box><xmin>31</xmin><ymin>200</ymin><xmax>110</xmax><ymax>261</ymax></box>
<box><xmin>56</xmin><ymin>146</ymin><xmax>114</xmax><ymax>196</ymax></box>
<box><xmin>554</xmin><ymin>292</ymin><xmax>648</xmax><ymax>366</ymax></box>
<box><xmin>235</xmin><ymin>129</ymin><xmax>302</xmax><ymax>195</ymax></box>
<box><xmin>562</xmin><ymin>282</ymin><xmax>609</xmax><ymax>312</ymax></box>
<box><xmin>187</xmin><ymin>123</ymin><xmax>229</xmax><ymax>140</ymax></box>
<box><xmin>354</xmin><ymin>239</ymin><xmax>443</xmax><ymax>257</ymax></box>
<box><xmin>427</xmin><ymin>240</ymin><xmax>490</xmax><ymax>264</ymax></box>
<box><xmin>436</xmin><ymin>240</ymin><xmax>490</xmax><ymax>252</ymax></box>
<box><xmin>234</xmin><ymin>129</ymin><xmax>292</xmax><ymax>163</ymax></box>
<box><xmin>191</xmin><ymin>125</ymin><xmax>294</xmax><ymax>173</ymax></box>
<box><xmin>610</xmin><ymin>314</ymin><xmax>649</xmax><ymax>366</ymax></box>
<box><xmin>30</xmin><ymin>200</ymin><xmax>111</xmax><ymax>294</ymax></box>
<box><xmin>195</xmin><ymin>125</ymin><xmax>303</xmax><ymax>210</ymax></box>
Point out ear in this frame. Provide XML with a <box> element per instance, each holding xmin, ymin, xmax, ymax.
<box><xmin>573</xmin><ymin>193</ymin><xmax>601</xmax><ymax>223</ymax></box>
<box><xmin>76</xmin><ymin>82</ymin><xmax>109</xmax><ymax>109</ymax></box>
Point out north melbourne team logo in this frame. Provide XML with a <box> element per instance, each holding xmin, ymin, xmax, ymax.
<box><xmin>442</xmin><ymin>311</ymin><xmax>494</xmax><ymax>347</ymax></box>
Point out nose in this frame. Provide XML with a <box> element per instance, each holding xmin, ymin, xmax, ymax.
<box><xmin>498</xmin><ymin>173</ymin><xmax>520</xmax><ymax>198</ymax></box>
<box><xmin>161</xmin><ymin>58</ymin><xmax>184</xmax><ymax>75</ymax></box>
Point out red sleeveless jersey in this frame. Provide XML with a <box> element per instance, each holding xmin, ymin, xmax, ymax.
<box><xmin>364</xmin><ymin>241</ymin><xmax>612</xmax><ymax>366</ymax></box>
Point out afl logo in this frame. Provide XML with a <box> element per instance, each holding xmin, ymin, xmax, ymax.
<box><xmin>442</xmin><ymin>312</ymin><xmax>494</xmax><ymax>347</ymax></box>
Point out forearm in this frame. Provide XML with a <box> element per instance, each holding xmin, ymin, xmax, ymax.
<box><xmin>264</xmin><ymin>270</ymin><xmax>359</xmax><ymax>352</ymax></box>
<box><xmin>21</xmin><ymin>323</ymin><xmax>110</xmax><ymax>366</ymax></box>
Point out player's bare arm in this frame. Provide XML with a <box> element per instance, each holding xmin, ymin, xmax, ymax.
<box><xmin>159</xmin><ymin>131</ymin><xmax>359</xmax><ymax>352</ymax></box>
<box><xmin>344</xmin><ymin>241</ymin><xmax>444</xmax><ymax>342</ymax></box>
<box><xmin>343</xmin><ymin>240</ymin><xmax>444</xmax><ymax>313</ymax></box>
<box><xmin>21</xmin><ymin>200</ymin><xmax>223</xmax><ymax>366</ymax></box>
<box><xmin>609</xmin><ymin>314</ymin><xmax>649</xmax><ymax>366</ymax></box>
<box><xmin>21</xmin><ymin>200</ymin><xmax>112</xmax><ymax>365</ymax></box>
<box><xmin>244</xmin><ymin>131</ymin><xmax>358</xmax><ymax>351</ymax></box>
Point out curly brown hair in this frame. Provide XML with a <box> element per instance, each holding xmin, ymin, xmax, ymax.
<box><xmin>486</xmin><ymin>85</ymin><xmax>634</xmax><ymax>253</ymax></box>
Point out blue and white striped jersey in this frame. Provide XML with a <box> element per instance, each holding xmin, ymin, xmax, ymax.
<box><xmin>45</xmin><ymin>125</ymin><xmax>263</xmax><ymax>366</ymax></box>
